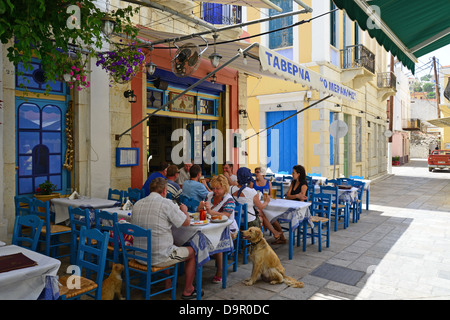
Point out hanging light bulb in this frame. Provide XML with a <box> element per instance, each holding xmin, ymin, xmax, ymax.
<box><xmin>208</xmin><ymin>33</ymin><xmax>222</xmax><ymax>68</ymax></box>
<box><xmin>146</xmin><ymin>61</ymin><xmax>157</xmax><ymax>76</ymax></box>
<box><xmin>101</xmin><ymin>13</ymin><xmax>116</xmax><ymax>37</ymax></box>
<box><xmin>243</xmin><ymin>54</ymin><xmax>248</xmax><ymax>65</ymax></box>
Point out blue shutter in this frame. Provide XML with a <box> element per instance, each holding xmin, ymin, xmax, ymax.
<box><xmin>269</xmin><ymin>0</ymin><xmax>293</xmax><ymax>49</ymax></box>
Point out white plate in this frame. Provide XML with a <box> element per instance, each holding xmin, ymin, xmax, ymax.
<box><xmin>210</xmin><ymin>215</ymin><xmax>229</xmax><ymax>223</ymax></box>
<box><xmin>190</xmin><ymin>219</ymin><xmax>210</xmax><ymax>226</ymax></box>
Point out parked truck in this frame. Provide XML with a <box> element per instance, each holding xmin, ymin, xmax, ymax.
<box><xmin>428</xmin><ymin>150</ymin><xmax>450</xmax><ymax>172</ymax></box>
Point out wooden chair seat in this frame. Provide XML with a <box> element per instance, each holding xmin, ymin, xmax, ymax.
<box><xmin>58</xmin><ymin>275</ymin><xmax>98</xmax><ymax>299</ymax></box>
<box><xmin>331</xmin><ymin>203</ymin><xmax>346</xmax><ymax>209</ymax></box>
<box><xmin>129</xmin><ymin>259</ymin><xmax>168</xmax><ymax>273</ymax></box>
<box><xmin>41</xmin><ymin>224</ymin><xmax>71</xmax><ymax>234</ymax></box>
<box><xmin>311</xmin><ymin>216</ymin><xmax>329</xmax><ymax>223</ymax></box>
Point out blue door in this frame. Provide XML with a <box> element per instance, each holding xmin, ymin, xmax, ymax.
<box><xmin>16</xmin><ymin>98</ymin><xmax>69</xmax><ymax>195</ymax></box>
<box><xmin>266</xmin><ymin>110</ymin><xmax>297</xmax><ymax>173</ymax></box>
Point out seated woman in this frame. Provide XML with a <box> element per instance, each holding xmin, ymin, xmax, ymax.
<box><xmin>197</xmin><ymin>175</ymin><xmax>236</xmax><ymax>284</ymax></box>
<box><xmin>229</xmin><ymin>167</ymin><xmax>282</xmax><ymax>241</ymax></box>
<box><xmin>286</xmin><ymin>164</ymin><xmax>308</xmax><ymax>201</ymax></box>
<box><xmin>252</xmin><ymin>167</ymin><xmax>286</xmax><ymax>244</ymax></box>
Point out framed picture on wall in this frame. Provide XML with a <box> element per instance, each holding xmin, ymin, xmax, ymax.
<box><xmin>169</xmin><ymin>93</ymin><xmax>195</xmax><ymax>113</ymax></box>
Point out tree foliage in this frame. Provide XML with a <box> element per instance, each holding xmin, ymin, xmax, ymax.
<box><xmin>0</xmin><ymin>0</ymin><xmax>140</xmax><ymax>90</ymax></box>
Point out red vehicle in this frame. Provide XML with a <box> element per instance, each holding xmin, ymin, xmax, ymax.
<box><xmin>428</xmin><ymin>150</ymin><xmax>450</xmax><ymax>172</ymax></box>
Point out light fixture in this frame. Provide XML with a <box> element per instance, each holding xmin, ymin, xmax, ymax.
<box><xmin>238</xmin><ymin>109</ymin><xmax>248</xmax><ymax>118</ymax></box>
<box><xmin>243</xmin><ymin>54</ymin><xmax>248</xmax><ymax>65</ymax></box>
<box><xmin>146</xmin><ymin>61</ymin><xmax>157</xmax><ymax>76</ymax></box>
<box><xmin>101</xmin><ymin>1</ymin><xmax>116</xmax><ymax>37</ymax></box>
<box><xmin>209</xmin><ymin>34</ymin><xmax>222</xmax><ymax>68</ymax></box>
<box><xmin>101</xmin><ymin>13</ymin><xmax>116</xmax><ymax>37</ymax></box>
<box><xmin>124</xmin><ymin>90</ymin><xmax>137</xmax><ymax>103</ymax></box>
<box><xmin>210</xmin><ymin>74</ymin><xmax>217</xmax><ymax>84</ymax></box>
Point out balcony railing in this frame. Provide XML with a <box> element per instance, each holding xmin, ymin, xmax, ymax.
<box><xmin>340</xmin><ymin>44</ymin><xmax>375</xmax><ymax>74</ymax></box>
<box><xmin>402</xmin><ymin>118</ymin><xmax>421</xmax><ymax>131</ymax></box>
<box><xmin>377</xmin><ymin>71</ymin><xmax>397</xmax><ymax>90</ymax></box>
<box><xmin>202</xmin><ymin>3</ymin><xmax>242</xmax><ymax>25</ymax></box>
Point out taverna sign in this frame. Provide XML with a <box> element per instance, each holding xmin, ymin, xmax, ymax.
<box><xmin>259</xmin><ymin>45</ymin><xmax>357</xmax><ymax>102</ymax></box>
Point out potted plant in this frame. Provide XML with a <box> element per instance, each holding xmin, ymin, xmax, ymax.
<box><xmin>62</xmin><ymin>58</ymin><xmax>91</xmax><ymax>91</ymax></box>
<box><xmin>392</xmin><ymin>156</ymin><xmax>400</xmax><ymax>166</ymax></box>
<box><xmin>35</xmin><ymin>180</ymin><xmax>60</xmax><ymax>202</ymax></box>
<box><xmin>96</xmin><ymin>41</ymin><xmax>145</xmax><ymax>84</ymax></box>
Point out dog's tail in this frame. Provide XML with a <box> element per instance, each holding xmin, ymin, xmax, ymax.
<box><xmin>283</xmin><ymin>276</ymin><xmax>304</xmax><ymax>288</ymax></box>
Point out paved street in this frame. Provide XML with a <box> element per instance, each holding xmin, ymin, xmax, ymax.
<box><xmin>198</xmin><ymin>159</ymin><xmax>450</xmax><ymax>300</ymax></box>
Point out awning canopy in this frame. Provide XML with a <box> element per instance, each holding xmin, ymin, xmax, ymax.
<box><xmin>427</xmin><ymin>117</ymin><xmax>450</xmax><ymax>128</ymax></box>
<box><xmin>332</xmin><ymin>0</ymin><xmax>450</xmax><ymax>74</ymax></box>
<box><xmin>138</xmin><ymin>28</ymin><xmax>357</xmax><ymax>102</ymax></box>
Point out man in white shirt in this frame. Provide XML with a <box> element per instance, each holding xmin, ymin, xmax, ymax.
<box><xmin>176</xmin><ymin>161</ymin><xmax>192</xmax><ymax>187</ymax></box>
<box><xmin>131</xmin><ymin>177</ymin><xmax>200</xmax><ymax>299</ymax></box>
<box><xmin>223</xmin><ymin>162</ymin><xmax>238</xmax><ymax>186</ymax></box>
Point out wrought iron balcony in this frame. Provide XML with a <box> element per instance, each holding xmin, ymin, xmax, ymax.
<box><xmin>340</xmin><ymin>44</ymin><xmax>375</xmax><ymax>74</ymax></box>
<box><xmin>377</xmin><ymin>72</ymin><xmax>397</xmax><ymax>90</ymax></box>
<box><xmin>402</xmin><ymin>118</ymin><xmax>421</xmax><ymax>131</ymax></box>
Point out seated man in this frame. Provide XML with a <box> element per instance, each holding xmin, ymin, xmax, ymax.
<box><xmin>131</xmin><ymin>177</ymin><xmax>199</xmax><ymax>299</ymax></box>
<box><xmin>181</xmin><ymin>164</ymin><xmax>209</xmax><ymax>202</ymax></box>
<box><xmin>175</xmin><ymin>160</ymin><xmax>192</xmax><ymax>187</ymax></box>
<box><xmin>223</xmin><ymin>161</ymin><xmax>238</xmax><ymax>186</ymax></box>
<box><xmin>166</xmin><ymin>164</ymin><xmax>182</xmax><ymax>201</ymax></box>
<box><xmin>142</xmin><ymin>161</ymin><xmax>168</xmax><ymax>197</ymax></box>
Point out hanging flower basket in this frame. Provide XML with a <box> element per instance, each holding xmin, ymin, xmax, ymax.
<box><xmin>62</xmin><ymin>59</ymin><xmax>91</xmax><ymax>91</ymax></box>
<box><xmin>96</xmin><ymin>42</ymin><xmax>145</xmax><ymax>84</ymax></box>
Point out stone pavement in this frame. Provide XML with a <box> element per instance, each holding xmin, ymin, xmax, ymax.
<box><xmin>196</xmin><ymin>159</ymin><xmax>450</xmax><ymax>300</ymax></box>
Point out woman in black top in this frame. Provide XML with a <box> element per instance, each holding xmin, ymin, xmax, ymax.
<box><xmin>286</xmin><ymin>165</ymin><xmax>308</xmax><ymax>201</ymax></box>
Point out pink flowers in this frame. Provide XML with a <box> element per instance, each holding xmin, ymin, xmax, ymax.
<box><xmin>64</xmin><ymin>60</ymin><xmax>90</xmax><ymax>91</ymax></box>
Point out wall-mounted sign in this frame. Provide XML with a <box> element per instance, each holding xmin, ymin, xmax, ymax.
<box><xmin>116</xmin><ymin>148</ymin><xmax>139</xmax><ymax>167</ymax></box>
<box><xmin>169</xmin><ymin>93</ymin><xmax>195</xmax><ymax>113</ymax></box>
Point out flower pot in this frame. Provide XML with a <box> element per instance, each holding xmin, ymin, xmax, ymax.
<box><xmin>392</xmin><ymin>161</ymin><xmax>400</xmax><ymax>166</ymax></box>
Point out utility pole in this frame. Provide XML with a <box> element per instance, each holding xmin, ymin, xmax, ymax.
<box><xmin>432</xmin><ymin>56</ymin><xmax>441</xmax><ymax>118</ymax></box>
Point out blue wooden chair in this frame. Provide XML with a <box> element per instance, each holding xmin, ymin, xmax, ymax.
<box><xmin>179</xmin><ymin>194</ymin><xmax>200</xmax><ymax>212</ymax></box>
<box><xmin>68</xmin><ymin>206</ymin><xmax>91</xmax><ymax>265</ymax></box>
<box><xmin>240</xmin><ymin>203</ymin><xmax>249</xmax><ymax>264</ymax></box>
<box><xmin>307</xmin><ymin>178</ymin><xmax>316</xmax><ymax>202</ymax></box>
<box><xmin>320</xmin><ymin>185</ymin><xmax>349</xmax><ymax>231</ymax></box>
<box><xmin>94</xmin><ymin>210</ymin><xmax>121</xmax><ymax>270</ymax></box>
<box><xmin>325</xmin><ymin>179</ymin><xmax>340</xmax><ymax>186</ymax></box>
<box><xmin>58</xmin><ymin>226</ymin><xmax>109</xmax><ymax>300</ymax></box>
<box><xmin>126</xmin><ymin>187</ymin><xmax>142</xmax><ymax>204</ymax></box>
<box><xmin>349</xmin><ymin>175</ymin><xmax>369</xmax><ymax>210</ymax></box>
<box><xmin>12</xmin><ymin>214</ymin><xmax>44</xmax><ymax>251</ymax></box>
<box><xmin>300</xmin><ymin>193</ymin><xmax>332</xmax><ymax>252</ymax></box>
<box><xmin>222</xmin><ymin>202</ymin><xmax>244</xmax><ymax>288</ymax></box>
<box><xmin>32</xmin><ymin>199</ymin><xmax>71</xmax><ymax>258</ymax></box>
<box><xmin>107</xmin><ymin>188</ymin><xmax>124</xmax><ymax>203</ymax></box>
<box><xmin>117</xmin><ymin>223</ymin><xmax>179</xmax><ymax>300</ymax></box>
<box><xmin>347</xmin><ymin>180</ymin><xmax>365</xmax><ymax>223</ymax></box>
<box><xmin>14</xmin><ymin>195</ymin><xmax>34</xmax><ymax>217</ymax></box>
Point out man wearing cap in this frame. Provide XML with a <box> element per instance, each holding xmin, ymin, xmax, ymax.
<box><xmin>166</xmin><ymin>164</ymin><xmax>182</xmax><ymax>201</ymax></box>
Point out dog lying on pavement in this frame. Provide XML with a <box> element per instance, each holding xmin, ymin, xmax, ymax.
<box><xmin>242</xmin><ymin>227</ymin><xmax>304</xmax><ymax>288</ymax></box>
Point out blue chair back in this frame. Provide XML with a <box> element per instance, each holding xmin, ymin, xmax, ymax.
<box><xmin>325</xmin><ymin>179</ymin><xmax>340</xmax><ymax>186</ymax></box>
<box><xmin>349</xmin><ymin>175</ymin><xmax>364</xmax><ymax>180</ymax></box>
<box><xmin>348</xmin><ymin>180</ymin><xmax>365</xmax><ymax>199</ymax></box>
<box><xmin>338</xmin><ymin>178</ymin><xmax>353</xmax><ymax>185</ymax></box>
<box><xmin>117</xmin><ymin>223</ymin><xmax>178</xmax><ymax>300</ymax></box>
<box><xmin>76</xmin><ymin>226</ymin><xmax>109</xmax><ymax>300</ymax></box>
<box><xmin>310</xmin><ymin>193</ymin><xmax>332</xmax><ymax>219</ymax></box>
<box><xmin>272</xmin><ymin>181</ymin><xmax>284</xmax><ymax>199</ymax></box>
<box><xmin>94</xmin><ymin>210</ymin><xmax>120</xmax><ymax>264</ymax></box>
<box><xmin>179</xmin><ymin>194</ymin><xmax>200</xmax><ymax>212</ymax></box>
<box><xmin>320</xmin><ymin>185</ymin><xmax>339</xmax><ymax>204</ymax></box>
<box><xmin>12</xmin><ymin>214</ymin><xmax>44</xmax><ymax>251</ymax></box>
<box><xmin>68</xmin><ymin>206</ymin><xmax>91</xmax><ymax>264</ymax></box>
<box><xmin>31</xmin><ymin>199</ymin><xmax>71</xmax><ymax>258</ymax></box>
<box><xmin>14</xmin><ymin>196</ymin><xmax>34</xmax><ymax>217</ymax></box>
<box><xmin>108</xmin><ymin>188</ymin><xmax>124</xmax><ymax>203</ymax></box>
<box><xmin>127</xmin><ymin>188</ymin><xmax>142</xmax><ymax>203</ymax></box>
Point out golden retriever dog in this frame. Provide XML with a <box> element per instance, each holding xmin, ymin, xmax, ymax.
<box><xmin>242</xmin><ymin>227</ymin><xmax>304</xmax><ymax>288</ymax></box>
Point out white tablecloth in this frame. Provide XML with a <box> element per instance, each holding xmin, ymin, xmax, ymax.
<box><xmin>315</xmin><ymin>186</ymin><xmax>359</xmax><ymax>204</ymax></box>
<box><xmin>99</xmin><ymin>207</ymin><xmax>132</xmax><ymax>222</ymax></box>
<box><xmin>0</xmin><ymin>245</ymin><xmax>61</xmax><ymax>300</ymax></box>
<box><xmin>172</xmin><ymin>219</ymin><xmax>233</xmax><ymax>266</ymax></box>
<box><xmin>51</xmin><ymin>197</ymin><xmax>119</xmax><ymax>224</ymax></box>
<box><xmin>263</xmin><ymin>199</ymin><xmax>313</xmax><ymax>228</ymax></box>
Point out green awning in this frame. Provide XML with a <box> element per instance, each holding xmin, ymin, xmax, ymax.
<box><xmin>332</xmin><ymin>0</ymin><xmax>450</xmax><ymax>74</ymax></box>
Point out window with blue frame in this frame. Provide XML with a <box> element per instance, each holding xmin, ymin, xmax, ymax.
<box><xmin>330</xmin><ymin>112</ymin><xmax>339</xmax><ymax>165</ymax></box>
<box><xmin>269</xmin><ymin>0</ymin><xmax>293</xmax><ymax>49</ymax></box>
<box><xmin>17</xmin><ymin>103</ymin><xmax>63</xmax><ymax>194</ymax></box>
<box><xmin>16</xmin><ymin>60</ymin><xmax>65</xmax><ymax>94</ymax></box>
<box><xmin>147</xmin><ymin>88</ymin><xmax>165</xmax><ymax>110</ymax></box>
<box><xmin>198</xmin><ymin>97</ymin><xmax>218</xmax><ymax>116</ymax></box>
<box><xmin>330</xmin><ymin>0</ymin><xmax>338</xmax><ymax>47</ymax></box>
<box><xmin>202</xmin><ymin>3</ymin><xmax>242</xmax><ymax>25</ymax></box>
